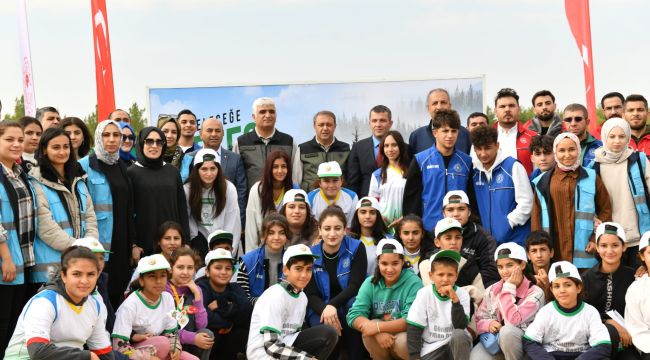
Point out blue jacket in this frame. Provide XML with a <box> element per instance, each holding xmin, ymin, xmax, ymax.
<box><xmin>79</xmin><ymin>155</ymin><xmax>113</xmax><ymax>257</ymax></box>
<box><xmin>473</xmin><ymin>156</ymin><xmax>530</xmax><ymax>246</ymax></box>
<box><xmin>240</xmin><ymin>246</ymin><xmax>284</xmax><ymax>298</ymax></box>
<box><xmin>533</xmin><ymin>167</ymin><xmax>597</xmax><ymax>269</ymax></box>
<box><xmin>581</xmin><ymin>134</ymin><xmax>602</xmax><ymax>168</ymax></box>
<box><xmin>310</xmin><ymin>236</ymin><xmax>360</xmax><ymax>303</ymax></box>
<box><xmin>408</xmin><ymin>122</ymin><xmax>471</xmax><ymax>156</ymax></box>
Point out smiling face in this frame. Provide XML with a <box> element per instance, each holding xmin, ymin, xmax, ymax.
<box><xmin>253</xmin><ymin>104</ymin><xmax>277</xmax><ymax>132</ymax></box>
<box><xmin>378</xmin><ymin>253</ymin><xmax>404</xmax><ymax>287</ymax></box>
<box><xmin>158</xmin><ymin>228</ymin><xmax>182</xmax><ymax>257</ymax></box>
<box><xmin>369</xmin><ymin>111</ymin><xmax>392</xmax><ymax>138</ymax></box>
<box><xmin>207</xmin><ymin>259</ymin><xmax>234</xmax><ymax>288</ymax></box>
<box><xmin>285</xmin><ymin>202</ymin><xmax>307</xmax><ymax>228</ymax></box>
<box><xmin>382</xmin><ymin>134</ymin><xmax>400</xmax><ymax>162</ymax></box>
<box><xmin>399</xmin><ymin>221</ymin><xmax>423</xmax><ymax>253</ymax></box>
<box><xmin>596</xmin><ymin>234</ymin><xmax>624</xmax><ymax>269</ymax></box>
<box><xmin>171</xmin><ymin>255</ymin><xmax>196</xmax><ymax>286</ymax></box>
<box><xmin>283</xmin><ymin>259</ymin><xmax>313</xmax><ymax>291</ymax></box>
<box><xmin>551</xmin><ymin>278</ymin><xmax>581</xmax><ymax>308</ymax></box>
<box><xmin>101</xmin><ymin>124</ymin><xmax>121</xmax><ymax>154</ymax></box>
<box><xmin>23</xmin><ymin>123</ymin><xmax>42</xmax><ymax>154</ymax></box>
<box><xmin>138</xmin><ymin>269</ymin><xmax>168</xmax><ymax>300</ymax></box>
<box><xmin>555</xmin><ymin>137</ymin><xmax>579</xmax><ymax>168</ymax></box>
<box><xmin>318</xmin><ymin>215</ymin><xmax>346</xmax><ymax>252</ymax></box>
<box><xmin>178</xmin><ymin>114</ymin><xmax>198</xmax><ymax>137</ymax></box>
<box><xmin>120</xmin><ymin>127</ymin><xmax>134</xmax><ymax>152</ymax></box>
<box><xmin>624</xmin><ymin>100</ymin><xmax>648</xmax><ymax>131</ymax></box>
<box><xmin>264</xmin><ymin>224</ymin><xmax>288</xmax><ymax>253</ymax></box>
<box><xmin>319</xmin><ymin>177</ymin><xmax>342</xmax><ymax>199</ymax></box>
<box><xmin>161</xmin><ymin>121</ymin><xmax>178</xmax><ymax>147</ymax></box>
<box><xmin>44</xmin><ymin>134</ymin><xmax>71</xmax><ymax>168</ymax></box>
<box><xmin>200</xmin><ymin>118</ymin><xmax>224</xmax><ymax>150</ymax></box>
<box><xmin>143</xmin><ymin>131</ymin><xmax>164</xmax><ymax>159</ymax></box>
<box><xmin>61</xmin><ymin>258</ymin><xmax>99</xmax><ymax>303</ymax></box>
<box><xmin>271</xmin><ymin>157</ymin><xmax>288</xmax><ymax>182</ymax></box>
<box><xmin>0</xmin><ymin>127</ymin><xmax>24</xmax><ymax>166</ymax></box>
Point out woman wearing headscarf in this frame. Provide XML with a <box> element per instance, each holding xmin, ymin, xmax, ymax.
<box><xmin>531</xmin><ymin>132</ymin><xmax>612</xmax><ymax>270</ymax></box>
<box><xmin>157</xmin><ymin>116</ymin><xmax>184</xmax><ymax>168</ymax></box>
<box><xmin>79</xmin><ymin>119</ymin><xmax>138</xmax><ymax>308</ymax></box>
<box><xmin>127</xmin><ymin>127</ymin><xmax>190</xmax><ymax>256</ymax></box>
<box><xmin>118</xmin><ymin>122</ymin><xmax>136</xmax><ymax>167</ymax></box>
<box><xmin>594</xmin><ymin>118</ymin><xmax>650</xmax><ymax>268</ymax></box>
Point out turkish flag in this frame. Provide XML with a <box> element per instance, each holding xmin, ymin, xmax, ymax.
<box><xmin>565</xmin><ymin>0</ymin><xmax>599</xmax><ymax>138</ymax></box>
<box><xmin>91</xmin><ymin>0</ymin><xmax>116</xmax><ymax>122</ymax></box>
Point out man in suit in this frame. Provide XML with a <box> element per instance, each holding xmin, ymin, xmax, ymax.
<box><xmin>347</xmin><ymin>105</ymin><xmax>393</xmax><ymax>197</ymax></box>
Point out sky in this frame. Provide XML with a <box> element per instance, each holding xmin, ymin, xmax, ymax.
<box><xmin>0</xmin><ymin>0</ymin><xmax>648</xmax><ymax>121</ymax></box>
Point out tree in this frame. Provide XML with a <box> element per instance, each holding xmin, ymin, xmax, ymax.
<box><xmin>128</xmin><ymin>102</ymin><xmax>147</xmax><ymax>134</ymax></box>
<box><xmin>84</xmin><ymin>106</ymin><xmax>98</xmax><ymax>136</ymax></box>
<box><xmin>2</xmin><ymin>96</ymin><xmax>25</xmax><ymax>121</ymax></box>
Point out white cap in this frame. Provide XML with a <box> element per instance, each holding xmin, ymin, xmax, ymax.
<box><xmin>205</xmin><ymin>248</ymin><xmax>236</xmax><ymax>265</ymax></box>
<box><xmin>356</xmin><ymin>196</ymin><xmax>382</xmax><ymax>212</ymax></box>
<box><xmin>434</xmin><ymin>217</ymin><xmax>463</xmax><ymax>238</ymax></box>
<box><xmin>548</xmin><ymin>261</ymin><xmax>581</xmax><ymax>283</ymax></box>
<box><xmin>136</xmin><ymin>254</ymin><xmax>171</xmax><ymax>275</ymax></box>
<box><xmin>193</xmin><ymin>148</ymin><xmax>219</xmax><ymax>167</ymax></box>
<box><xmin>282</xmin><ymin>244</ymin><xmax>319</xmax><ymax>266</ymax></box>
<box><xmin>640</xmin><ymin>231</ymin><xmax>650</xmax><ymax>251</ymax></box>
<box><xmin>443</xmin><ymin>190</ymin><xmax>470</xmax><ymax>208</ymax></box>
<box><xmin>282</xmin><ymin>189</ymin><xmax>308</xmax><ymax>206</ymax></box>
<box><xmin>72</xmin><ymin>237</ymin><xmax>110</xmax><ymax>253</ymax></box>
<box><xmin>317</xmin><ymin>161</ymin><xmax>342</xmax><ymax>178</ymax></box>
<box><xmin>375</xmin><ymin>238</ymin><xmax>404</xmax><ymax>257</ymax></box>
<box><xmin>595</xmin><ymin>222</ymin><xmax>626</xmax><ymax>244</ymax></box>
<box><xmin>494</xmin><ymin>242</ymin><xmax>527</xmax><ymax>262</ymax></box>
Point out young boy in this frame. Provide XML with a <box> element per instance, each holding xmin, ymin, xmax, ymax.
<box><xmin>529</xmin><ymin>135</ymin><xmax>556</xmax><ymax>181</ymax></box>
<box><xmin>471</xmin><ymin>125</ymin><xmax>533</xmax><ymax>246</ymax></box>
<box><xmin>246</xmin><ymin>244</ymin><xmax>338</xmax><ymax>360</ymax></box>
<box><xmin>195</xmin><ymin>230</ymin><xmax>235</xmax><ymax>279</ymax></box>
<box><xmin>307</xmin><ymin>161</ymin><xmax>358</xmax><ymax>226</ymax></box>
<box><xmin>525</xmin><ymin>231</ymin><xmax>554</xmax><ymax>300</ymax></box>
<box><xmin>407</xmin><ymin>250</ymin><xmax>472</xmax><ymax>360</ymax></box>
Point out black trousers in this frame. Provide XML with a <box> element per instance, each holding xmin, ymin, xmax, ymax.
<box><xmin>293</xmin><ymin>324</ymin><xmax>339</xmax><ymax>360</ymax></box>
<box><xmin>0</xmin><ymin>284</ymin><xmax>26</xmax><ymax>358</ymax></box>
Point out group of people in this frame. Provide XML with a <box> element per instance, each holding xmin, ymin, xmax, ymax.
<box><xmin>0</xmin><ymin>88</ymin><xmax>649</xmax><ymax>360</ymax></box>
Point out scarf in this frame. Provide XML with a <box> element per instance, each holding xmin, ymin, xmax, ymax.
<box><xmin>596</xmin><ymin>117</ymin><xmax>634</xmax><ymax>164</ymax></box>
<box><xmin>157</xmin><ymin>117</ymin><xmax>181</xmax><ymax>163</ymax></box>
<box><xmin>94</xmin><ymin>120</ymin><xmax>122</xmax><ymax>165</ymax></box>
<box><xmin>136</xmin><ymin>127</ymin><xmax>166</xmax><ymax>169</ymax></box>
<box><xmin>553</xmin><ymin>132</ymin><xmax>581</xmax><ymax>172</ymax></box>
<box><xmin>119</xmin><ymin>122</ymin><xmax>137</xmax><ymax>163</ymax></box>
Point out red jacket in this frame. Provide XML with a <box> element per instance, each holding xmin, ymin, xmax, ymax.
<box><xmin>493</xmin><ymin>121</ymin><xmax>538</xmax><ymax>176</ymax></box>
<box><xmin>630</xmin><ymin>127</ymin><xmax>650</xmax><ymax>156</ymax></box>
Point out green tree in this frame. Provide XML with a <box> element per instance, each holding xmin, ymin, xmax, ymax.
<box><xmin>2</xmin><ymin>96</ymin><xmax>25</xmax><ymax>121</ymax></box>
<box><xmin>128</xmin><ymin>102</ymin><xmax>147</xmax><ymax>134</ymax></box>
<box><xmin>84</xmin><ymin>106</ymin><xmax>98</xmax><ymax>137</ymax></box>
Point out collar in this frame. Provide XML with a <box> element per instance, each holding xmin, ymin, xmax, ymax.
<box><xmin>581</xmin><ymin>132</ymin><xmax>597</xmax><ymax>145</ymax></box>
<box><xmin>320</xmin><ymin>189</ymin><xmax>341</xmax><ymax>205</ymax></box>
<box><xmin>255</xmin><ymin>127</ymin><xmax>276</xmax><ymax>141</ymax></box>
<box><xmin>372</xmin><ymin>136</ymin><xmax>381</xmax><ymax>148</ymax></box>
<box><xmin>1</xmin><ymin>162</ymin><xmax>21</xmax><ymax>178</ymax></box>
<box><xmin>316</xmin><ymin>137</ymin><xmax>336</xmax><ymax>151</ymax></box>
<box><xmin>279</xmin><ymin>279</ymin><xmax>302</xmax><ymax>298</ymax></box>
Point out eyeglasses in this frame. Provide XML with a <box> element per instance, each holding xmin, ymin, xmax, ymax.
<box><xmin>563</xmin><ymin>116</ymin><xmax>584</xmax><ymax>123</ymax></box>
<box><xmin>113</xmin><ymin>118</ymin><xmax>130</xmax><ymax>122</ymax></box>
<box><xmin>122</xmin><ymin>135</ymin><xmax>135</xmax><ymax>141</ymax></box>
<box><xmin>144</xmin><ymin>139</ymin><xmax>164</xmax><ymax>147</ymax></box>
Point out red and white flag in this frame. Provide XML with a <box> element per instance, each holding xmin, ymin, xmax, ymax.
<box><xmin>17</xmin><ymin>0</ymin><xmax>36</xmax><ymax>116</ymax></box>
<box><xmin>91</xmin><ymin>0</ymin><xmax>116</xmax><ymax>121</ymax></box>
<box><xmin>565</xmin><ymin>0</ymin><xmax>598</xmax><ymax>138</ymax></box>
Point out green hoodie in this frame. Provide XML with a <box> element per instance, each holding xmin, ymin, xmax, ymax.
<box><xmin>346</xmin><ymin>268</ymin><xmax>423</xmax><ymax>327</ymax></box>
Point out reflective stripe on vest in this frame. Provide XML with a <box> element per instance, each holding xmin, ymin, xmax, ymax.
<box><xmin>79</xmin><ymin>156</ymin><xmax>114</xmax><ymax>255</ymax></box>
<box><xmin>628</xmin><ymin>153</ymin><xmax>650</xmax><ymax>234</ymax></box>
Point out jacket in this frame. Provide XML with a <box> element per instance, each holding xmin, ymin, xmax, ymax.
<box><xmin>459</xmin><ymin>222</ymin><xmax>500</xmax><ymax>287</ymax></box>
<box><xmin>310</xmin><ymin>236</ymin><xmax>361</xmax><ymax>306</ymax></box>
<box><xmin>580</xmin><ymin>133</ymin><xmax>602</xmax><ymax>168</ymax></box>
<box><xmin>493</xmin><ymin>122</ymin><xmax>538</xmax><ymax>176</ymax></box>
<box><xmin>233</xmin><ymin>129</ymin><xmax>295</xmax><ymax>191</ymax></box>
<box><xmin>523</xmin><ymin>115</ymin><xmax>563</xmax><ymax>138</ymax></box>
<box><xmin>630</xmin><ymin>126</ymin><xmax>650</xmax><ymax>156</ymax></box>
<box><xmin>408</xmin><ymin>120</ymin><xmax>472</xmax><ymax>156</ymax></box>
<box><xmin>240</xmin><ymin>246</ymin><xmax>283</xmax><ymax>299</ymax></box>
<box><xmin>196</xmin><ymin>277</ymin><xmax>252</xmax><ymax>331</ymax></box>
<box><xmin>294</xmin><ymin>137</ymin><xmax>350</xmax><ymax>192</ymax></box>
<box><xmin>347</xmin><ymin>137</ymin><xmax>379</xmax><ymax>197</ymax></box>
<box><xmin>582</xmin><ymin>263</ymin><xmax>635</xmax><ymax>321</ymax></box>
<box><xmin>624</xmin><ymin>274</ymin><xmax>650</xmax><ymax>353</ymax></box>
<box><xmin>29</xmin><ymin>166</ymin><xmax>98</xmax><ymax>283</ymax></box>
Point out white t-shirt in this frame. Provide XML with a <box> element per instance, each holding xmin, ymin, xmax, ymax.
<box><xmin>368</xmin><ymin>166</ymin><xmax>407</xmax><ymax>224</ymax></box>
<box><xmin>112</xmin><ymin>290</ymin><xmax>178</xmax><ymax>341</ymax></box>
<box><xmin>523</xmin><ymin>301</ymin><xmax>610</xmax><ymax>353</ymax></box>
<box><xmin>359</xmin><ymin>235</ymin><xmax>377</xmax><ymax>276</ymax></box>
<box><xmin>406</xmin><ymin>285</ymin><xmax>471</xmax><ymax>356</ymax></box>
<box><xmin>247</xmin><ymin>283</ymin><xmax>308</xmax><ymax>360</ymax></box>
<box><xmin>5</xmin><ymin>290</ymin><xmax>111</xmax><ymax>357</ymax></box>
<box><xmin>307</xmin><ymin>188</ymin><xmax>358</xmax><ymax>227</ymax></box>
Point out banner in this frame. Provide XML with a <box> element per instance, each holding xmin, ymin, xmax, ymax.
<box><xmin>91</xmin><ymin>0</ymin><xmax>116</xmax><ymax>121</ymax></box>
<box><xmin>149</xmin><ymin>77</ymin><xmax>484</xmax><ymax>149</ymax></box>
<box><xmin>565</xmin><ymin>0</ymin><xmax>598</xmax><ymax>137</ymax></box>
<box><xmin>17</xmin><ymin>0</ymin><xmax>36</xmax><ymax>116</ymax></box>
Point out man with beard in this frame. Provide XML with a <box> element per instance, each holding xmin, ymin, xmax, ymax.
<box><xmin>563</xmin><ymin>103</ymin><xmax>602</xmax><ymax>167</ymax></box>
<box><xmin>524</xmin><ymin>90</ymin><xmax>563</xmax><ymax>138</ymax></box>
<box><xmin>601</xmin><ymin>92</ymin><xmax>625</xmax><ymax>120</ymax></box>
<box><xmin>624</xmin><ymin>94</ymin><xmax>650</xmax><ymax>155</ymax></box>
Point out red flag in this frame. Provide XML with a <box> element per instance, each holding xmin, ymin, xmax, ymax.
<box><xmin>91</xmin><ymin>0</ymin><xmax>116</xmax><ymax>121</ymax></box>
<box><xmin>565</xmin><ymin>0</ymin><xmax>599</xmax><ymax>138</ymax></box>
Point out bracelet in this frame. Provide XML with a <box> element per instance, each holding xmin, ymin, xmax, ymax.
<box><xmin>376</xmin><ymin>321</ymin><xmax>381</xmax><ymax>334</ymax></box>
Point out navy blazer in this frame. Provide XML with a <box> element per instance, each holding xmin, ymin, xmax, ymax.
<box><xmin>220</xmin><ymin>148</ymin><xmax>247</xmax><ymax>227</ymax></box>
<box><xmin>346</xmin><ymin>137</ymin><xmax>378</xmax><ymax>197</ymax></box>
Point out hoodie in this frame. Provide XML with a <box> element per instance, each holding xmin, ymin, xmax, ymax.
<box><xmin>523</xmin><ymin>115</ymin><xmax>563</xmax><ymax>138</ymax></box>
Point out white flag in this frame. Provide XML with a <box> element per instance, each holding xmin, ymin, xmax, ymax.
<box><xmin>17</xmin><ymin>0</ymin><xmax>36</xmax><ymax>116</ymax></box>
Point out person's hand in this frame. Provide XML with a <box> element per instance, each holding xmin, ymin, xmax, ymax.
<box><xmin>194</xmin><ymin>332</ymin><xmax>214</xmax><ymax>350</ymax></box>
<box><xmin>606</xmin><ymin>320</ymin><xmax>632</xmax><ymax>347</ymax></box>
<box><xmin>535</xmin><ymin>268</ymin><xmax>549</xmax><ymax>289</ymax></box>
<box><xmin>1</xmin><ymin>258</ymin><xmax>16</xmax><ymax>282</ymax></box>
<box><xmin>437</xmin><ymin>285</ymin><xmax>459</xmax><ymax>302</ymax></box>
<box><xmin>170</xmin><ymin>349</ymin><xmax>181</xmax><ymax>360</ymax></box>
<box><xmin>507</xmin><ymin>266</ymin><xmax>523</xmax><ymax>286</ymax></box>
<box><xmin>359</xmin><ymin>320</ymin><xmax>381</xmax><ymax>337</ymax></box>
<box><xmin>635</xmin><ymin>265</ymin><xmax>647</xmax><ymax>278</ymax></box>
<box><xmin>131</xmin><ymin>333</ymin><xmax>152</xmax><ymax>342</ymax></box>
<box><xmin>208</xmin><ymin>300</ymin><xmax>218</xmax><ymax>311</ymax></box>
<box><xmin>320</xmin><ymin>305</ymin><xmax>342</xmax><ymax>335</ymax></box>
<box><xmin>187</xmin><ymin>280</ymin><xmax>201</xmax><ymax>300</ymax></box>
<box><xmin>131</xmin><ymin>246</ymin><xmax>143</xmax><ymax>265</ymax></box>
<box><xmin>593</xmin><ymin>217</ymin><xmax>602</xmax><ymax>231</ymax></box>
<box><xmin>585</xmin><ymin>241</ymin><xmax>596</xmax><ymax>255</ymax></box>
<box><xmin>90</xmin><ymin>352</ymin><xmax>100</xmax><ymax>360</ymax></box>
<box><xmin>488</xmin><ymin>321</ymin><xmax>502</xmax><ymax>334</ymax></box>
<box><xmin>387</xmin><ymin>217</ymin><xmax>403</xmax><ymax>229</ymax></box>
<box><xmin>375</xmin><ymin>332</ymin><xmax>395</xmax><ymax>349</ymax></box>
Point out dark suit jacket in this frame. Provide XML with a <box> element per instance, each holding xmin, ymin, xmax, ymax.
<box><xmin>346</xmin><ymin>137</ymin><xmax>378</xmax><ymax>197</ymax></box>
<box><xmin>220</xmin><ymin>147</ymin><xmax>247</xmax><ymax>227</ymax></box>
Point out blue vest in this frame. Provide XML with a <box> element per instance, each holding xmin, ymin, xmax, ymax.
<box><xmin>79</xmin><ymin>156</ymin><xmax>113</xmax><ymax>258</ymax></box>
<box><xmin>0</xmin><ymin>174</ymin><xmax>37</xmax><ymax>285</ymax></box>
<box><xmin>30</xmin><ymin>179</ymin><xmax>90</xmax><ymax>283</ymax></box>
<box><xmin>415</xmin><ymin>148</ymin><xmax>472</xmax><ymax>232</ymax></box>
<box><xmin>240</xmin><ymin>246</ymin><xmax>284</xmax><ymax>298</ymax></box>
<box><xmin>473</xmin><ymin>157</ymin><xmax>530</xmax><ymax>246</ymax></box>
<box><xmin>581</xmin><ymin>136</ymin><xmax>602</xmax><ymax>168</ymax></box>
<box><xmin>533</xmin><ymin>167</ymin><xmax>597</xmax><ymax>268</ymax></box>
<box><xmin>179</xmin><ymin>153</ymin><xmax>194</xmax><ymax>183</ymax></box>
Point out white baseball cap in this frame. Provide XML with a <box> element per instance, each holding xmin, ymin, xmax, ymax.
<box><xmin>595</xmin><ymin>222</ymin><xmax>626</xmax><ymax>244</ymax></box>
<box><xmin>72</xmin><ymin>237</ymin><xmax>110</xmax><ymax>253</ymax></box>
<box><xmin>356</xmin><ymin>196</ymin><xmax>382</xmax><ymax>212</ymax></box>
<box><xmin>443</xmin><ymin>190</ymin><xmax>470</xmax><ymax>208</ymax></box>
<box><xmin>282</xmin><ymin>189</ymin><xmax>308</xmax><ymax>206</ymax></box>
<box><xmin>193</xmin><ymin>148</ymin><xmax>219</xmax><ymax>167</ymax></box>
<box><xmin>282</xmin><ymin>244</ymin><xmax>319</xmax><ymax>266</ymax></box>
<box><xmin>375</xmin><ymin>238</ymin><xmax>404</xmax><ymax>257</ymax></box>
<box><xmin>548</xmin><ymin>261</ymin><xmax>581</xmax><ymax>283</ymax></box>
<box><xmin>494</xmin><ymin>242</ymin><xmax>528</xmax><ymax>262</ymax></box>
<box><xmin>317</xmin><ymin>161</ymin><xmax>342</xmax><ymax>178</ymax></box>
<box><xmin>640</xmin><ymin>231</ymin><xmax>650</xmax><ymax>251</ymax></box>
<box><xmin>136</xmin><ymin>254</ymin><xmax>171</xmax><ymax>275</ymax></box>
<box><xmin>434</xmin><ymin>217</ymin><xmax>463</xmax><ymax>238</ymax></box>
<box><xmin>205</xmin><ymin>248</ymin><xmax>236</xmax><ymax>265</ymax></box>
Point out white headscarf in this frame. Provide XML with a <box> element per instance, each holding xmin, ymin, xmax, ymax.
<box><xmin>94</xmin><ymin>120</ymin><xmax>122</xmax><ymax>165</ymax></box>
<box><xmin>598</xmin><ymin>117</ymin><xmax>633</xmax><ymax>164</ymax></box>
<box><xmin>553</xmin><ymin>132</ymin><xmax>581</xmax><ymax>172</ymax></box>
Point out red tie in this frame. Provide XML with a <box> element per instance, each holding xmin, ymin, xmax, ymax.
<box><xmin>376</xmin><ymin>148</ymin><xmax>383</xmax><ymax>167</ymax></box>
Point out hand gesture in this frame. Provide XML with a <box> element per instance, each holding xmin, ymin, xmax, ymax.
<box><xmin>507</xmin><ymin>265</ymin><xmax>523</xmax><ymax>286</ymax></box>
<box><xmin>375</xmin><ymin>332</ymin><xmax>396</xmax><ymax>349</ymax></box>
<box><xmin>320</xmin><ymin>305</ymin><xmax>342</xmax><ymax>336</ymax></box>
<box><xmin>437</xmin><ymin>285</ymin><xmax>459</xmax><ymax>302</ymax></box>
<box><xmin>585</xmin><ymin>241</ymin><xmax>596</xmax><ymax>255</ymax></box>
<box><xmin>194</xmin><ymin>332</ymin><xmax>214</xmax><ymax>350</ymax></box>
<box><xmin>488</xmin><ymin>320</ymin><xmax>502</xmax><ymax>334</ymax></box>
<box><xmin>535</xmin><ymin>268</ymin><xmax>549</xmax><ymax>289</ymax></box>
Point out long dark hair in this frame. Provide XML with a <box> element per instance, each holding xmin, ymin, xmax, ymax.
<box><xmin>394</xmin><ymin>214</ymin><xmax>434</xmax><ymax>256</ymax></box>
<box><xmin>349</xmin><ymin>207</ymin><xmax>389</xmax><ymax>245</ymax></box>
<box><xmin>259</xmin><ymin>150</ymin><xmax>293</xmax><ymax>216</ymax></box>
<box><xmin>371</xmin><ymin>247</ymin><xmax>410</xmax><ymax>285</ymax></box>
<box><xmin>36</xmin><ymin>127</ymin><xmax>83</xmax><ymax>188</ymax></box>
<box><xmin>59</xmin><ymin>117</ymin><xmax>93</xmax><ymax>158</ymax></box>
<box><xmin>379</xmin><ymin>130</ymin><xmax>409</xmax><ymax>184</ymax></box>
<box><xmin>153</xmin><ymin>221</ymin><xmax>185</xmax><ymax>253</ymax></box>
<box><xmin>495</xmin><ymin>248</ymin><xmax>537</xmax><ymax>284</ymax></box>
<box><xmin>187</xmin><ymin>160</ymin><xmax>227</xmax><ymax>222</ymax></box>
<box><xmin>280</xmin><ymin>201</ymin><xmax>317</xmax><ymax>242</ymax></box>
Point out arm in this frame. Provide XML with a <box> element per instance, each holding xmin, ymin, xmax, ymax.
<box><xmin>531</xmin><ymin>194</ymin><xmax>542</xmax><ymax>231</ymax></box>
<box><xmin>86</xmin><ymin>297</ymin><xmax>114</xmax><ymax>360</ymax></box>
<box><xmin>292</xmin><ymin>147</ymin><xmax>303</xmax><ymax>189</ymax></box>
<box><xmin>81</xmin><ymin>183</ymin><xmax>99</xmax><ymax>240</ymax></box>
<box><xmin>236</xmin><ymin>261</ymin><xmax>257</xmax><ymax>305</ymax></box>
<box><xmin>0</xmin><ymin>241</ymin><xmax>16</xmax><ymax>283</ymax></box>
<box><xmin>594</xmin><ymin>175</ymin><xmax>612</xmax><ymax>222</ymax></box>
<box><xmin>176</xmin><ymin>172</ymin><xmax>191</xmax><ymax>242</ymax></box>
<box><xmin>451</xmin><ymin>300</ymin><xmax>469</xmax><ymax>329</ymax></box>
<box><xmin>474</xmin><ymin>290</ymin><xmax>496</xmax><ymax>334</ymax></box>
<box><xmin>507</xmin><ymin>162</ymin><xmax>534</xmax><ymax>227</ymax></box>
<box><xmin>496</xmin><ymin>282</ymin><xmax>544</xmax><ymax>327</ymax></box>
<box><xmin>402</xmin><ymin>159</ymin><xmax>422</xmax><ymax>217</ymax></box>
<box><xmin>328</xmin><ymin>244</ymin><xmax>368</xmax><ymax>308</ymax></box>
<box><xmin>475</xmin><ymin>228</ymin><xmax>500</xmax><ymax>287</ymax></box>
<box><xmin>262</xmin><ymin>330</ymin><xmax>314</xmax><ymax>359</ymax></box>
<box><xmin>625</xmin><ymin>284</ymin><xmax>650</xmax><ymax>353</ymax></box>
<box><xmin>305</xmin><ymin>276</ymin><xmax>327</xmax><ymax>316</ymax></box>
<box><xmin>202</xmin><ymin>288</ymin><xmax>233</xmax><ymax>329</ymax></box>
<box><xmin>32</xmin><ymin>182</ymin><xmax>76</xmax><ymax>250</ymax></box>
<box><xmin>233</xmin><ymin>155</ymin><xmax>248</xmax><ymax>229</ymax></box>
<box><xmin>225</xmin><ymin>183</ymin><xmax>242</xmax><ymax>251</ymax></box>
<box><xmin>346</xmin><ymin>278</ymin><xmax>373</xmax><ymax>327</ymax></box>
<box><xmin>406</xmin><ymin>323</ymin><xmax>424</xmax><ymax>360</ymax></box>
<box><xmin>368</xmin><ymin>171</ymin><xmax>380</xmax><ymax>199</ymax></box>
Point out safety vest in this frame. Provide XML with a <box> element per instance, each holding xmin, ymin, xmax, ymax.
<box><xmin>79</xmin><ymin>155</ymin><xmax>113</xmax><ymax>257</ymax></box>
<box><xmin>298</xmin><ymin>138</ymin><xmax>350</xmax><ymax>192</ymax></box>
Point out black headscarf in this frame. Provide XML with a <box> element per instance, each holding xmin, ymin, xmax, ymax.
<box><xmin>136</xmin><ymin>127</ymin><xmax>167</xmax><ymax>169</ymax></box>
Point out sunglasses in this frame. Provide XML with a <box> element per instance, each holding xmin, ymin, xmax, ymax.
<box><xmin>122</xmin><ymin>135</ymin><xmax>135</xmax><ymax>141</ymax></box>
<box><xmin>144</xmin><ymin>139</ymin><xmax>164</xmax><ymax>147</ymax></box>
<box><xmin>563</xmin><ymin>116</ymin><xmax>584</xmax><ymax>123</ymax></box>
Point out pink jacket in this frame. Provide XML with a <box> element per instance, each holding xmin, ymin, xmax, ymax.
<box><xmin>474</xmin><ymin>277</ymin><xmax>545</xmax><ymax>334</ymax></box>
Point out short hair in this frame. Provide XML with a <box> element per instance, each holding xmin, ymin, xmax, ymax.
<box><xmin>426</xmin><ymin>88</ymin><xmax>450</xmax><ymax>102</ymax></box>
<box><xmin>625</xmin><ymin>94</ymin><xmax>648</xmax><ymax>110</ymax></box>
<box><xmin>369</xmin><ymin>105</ymin><xmax>392</xmax><ymax>121</ymax></box>
<box><xmin>531</xmin><ymin>90</ymin><xmax>556</xmax><ymax>105</ymax></box>
<box><xmin>467</xmin><ymin>112</ymin><xmax>488</xmax><ymax>126</ymax></box>
<box><xmin>313</xmin><ymin>110</ymin><xmax>336</xmax><ymax>124</ymax></box>
<box><xmin>470</xmin><ymin>125</ymin><xmax>498</xmax><ymax>147</ymax></box>
<box><xmin>494</xmin><ymin>88</ymin><xmax>519</xmax><ymax>106</ymax></box>
<box><xmin>563</xmin><ymin>103</ymin><xmax>588</xmax><ymax>119</ymax></box>
<box><xmin>600</xmin><ymin>92</ymin><xmax>624</xmax><ymax>108</ymax></box>
<box><xmin>177</xmin><ymin>109</ymin><xmax>197</xmax><ymax>119</ymax></box>
<box><xmin>431</xmin><ymin>109</ymin><xmax>460</xmax><ymax>130</ymax></box>
<box><xmin>35</xmin><ymin>106</ymin><xmax>59</xmax><ymax>121</ymax></box>
<box><xmin>529</xmin><ymin>135</ymin><xmax>554</xmax><ymax>154</ymax></box>
<box><xmin>285</xmin><ymin>255</ymin><xmax>315</xmax><ymax>269</ymax></box>
<box><xmin>525</xmin><ymin>230</ymin><xmax>553</xmax><ymax>251</ymax></box>
<box><xmin>430</xmin><ymin>256</ymin><xmax>459</xmax><ymax>273</ymax></box>
<box><xmin>252</xmin><ymin>97</ymin><xmax>275</xmax><ymax>113</ymax></box>
<box><xmin>18</xmin><ymin>116</ymin><xmax>42</xmax><ymax>130</ymax></box>
<box><xmin>108</xmin><ymin>108</ymin><xmax>130</xmax><ymax>120</ymax></box>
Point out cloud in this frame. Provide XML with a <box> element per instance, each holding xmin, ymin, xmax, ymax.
<box><xmin>149</xmin><ymin>94</ymin><xmax>193</xmax><ymax>122</ymax></box>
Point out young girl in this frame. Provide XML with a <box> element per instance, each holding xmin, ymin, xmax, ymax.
<box><xmin>308</xmin><ymin>161</ymin><xmax>358</xmax><ymax>226</ymax></box>
<box><xmin>155</xmin><ymin>221</ymin><xmax>185</xmax><ymax>262</ymax></box>
<box><xmin>349</xmin><ymin>196</ymin><xmax>390</xmax><ymax>275</ymax></box>
<box><xmin>197</xmin><ymin>248</ymin><xmax>253</xmax><ymax>360</ymax></box>
<box><xmin>523</xmin><ymin>261</ymin><xmax>611</xmax><ymax>359</ymax></box>
<box><xmin>625</xmin><ymin>231</ymin><xmax>650</xmax><ymax>358</ymax></box>
<box><xmin>17</xmin><ymin>116</ymin><xmax>42</xmax><ymax>171</ymax></box>
<box><xmin>245</xmin><ymin>150</ymin><xmax>296</xmax><ymax>251</ymax></box>
<box><xmin>305</xmin><ymin>206</ymin><xmax>367</xmax><ymax>359</ymax></box>
<box><xmin>582</xmin><ymin>222</ymin><xmax>638</xmax><ymax>359</ymax></box>
<box><xmin>237</xmin><ymin>214</ymin><xmax>291</xmax><ymax>304</ymax></box>
<box><xmin>113</xmin><ymin>254</ymin><xmax>197</xmax><ymax>360</ymax></box>
<box><xmin>5</xmin><ymin>246</ymin><xmax>111</xmax><ymax>360</ymax></box>
<box><xmin>471</xmin><ymin>242</ymin><xmax>546</xmax><ymax>360</ymax></box>
<box><xmin>279</xmin><ymin>189</ymin><xmax>319</xmax><ymax>246</ymax></box>
<box><xmin>60</xmin><ymin>117</ymin><xmax>93</xmax><ymax>159</ymax></box>
<box><xmin>368</xmin><ymin>130</ymin><xmax>410</xmax><ymax>226</ymax></box>
<box><xmin>394</xmin><ymin>215</ymin><xmax>430</xmax><ymax>275</ymax></box>
<box><xmin>346</xmin><ymin>238</ymin><xmax>423</xmax><ymax>360</ymax></box>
